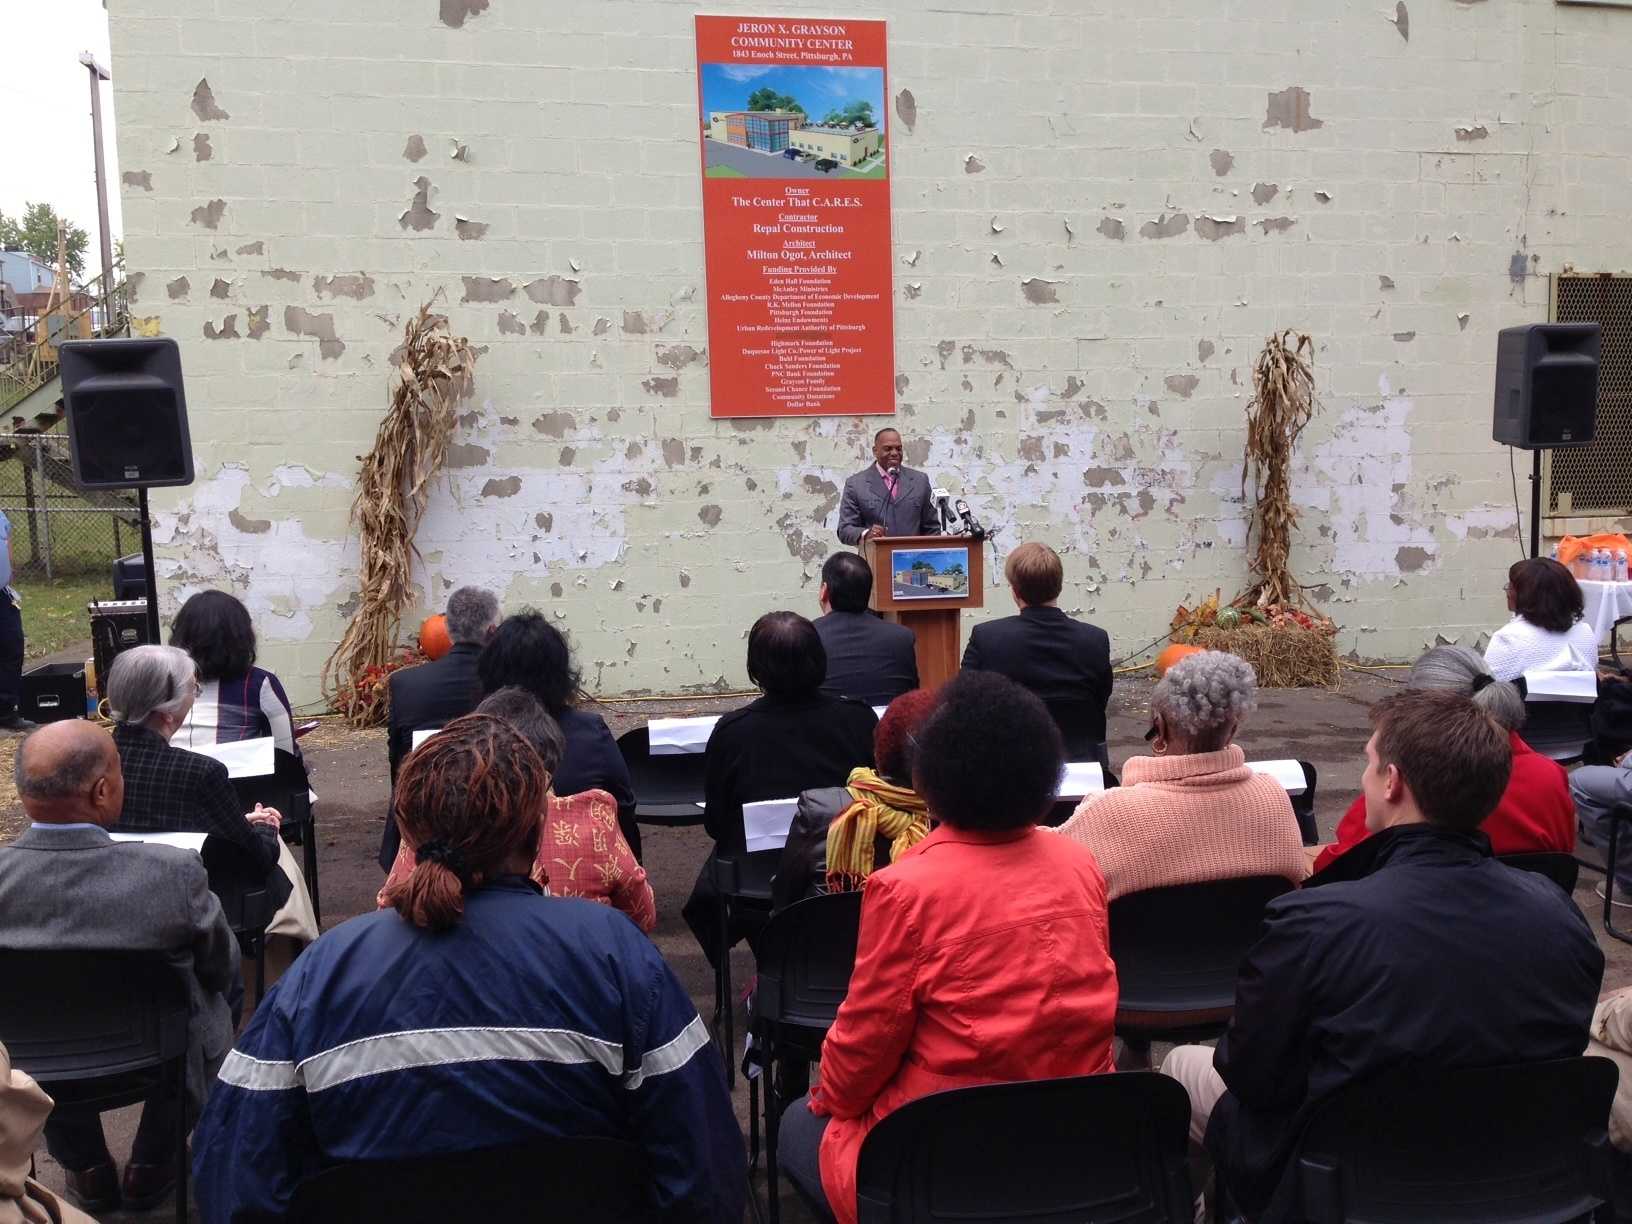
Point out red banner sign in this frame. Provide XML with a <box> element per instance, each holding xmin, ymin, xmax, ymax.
<box><xmin>694</xmin><ymin>15</ymin><xmax>894</xmax><ymax>418</ymax></box>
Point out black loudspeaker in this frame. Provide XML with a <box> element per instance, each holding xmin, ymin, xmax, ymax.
<box><xmin>58</xmin><ymin>337</ymin><xmax>194</xmax><ymax>488</ymax></box>
<box><xmin>1492</xmin><ymin>322</ymin><xmax>1600</xmax><ymax>450</ymax></box>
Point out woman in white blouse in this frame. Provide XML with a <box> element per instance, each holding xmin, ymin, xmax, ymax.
<box><xmin>1484</xmin><ymin>557</ymin><xmax>1599</xmax><ymax>681</ymax></box>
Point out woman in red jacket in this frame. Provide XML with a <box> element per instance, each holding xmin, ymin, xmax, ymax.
<box><xmin>1313</xmin><ymin>645</ymin><xmax>1574</xmax><ymax>874</ymax></box>
<box><xmin>776</xmin><ymin>671</ymin><xmax>1120</xmax><ymax>1224</ymax></box>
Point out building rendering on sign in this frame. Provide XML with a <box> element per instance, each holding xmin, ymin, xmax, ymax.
<box><xmin>707</xmin><ymin>110</ymin><xmax>882</xmax><ymax>166</ymax></box>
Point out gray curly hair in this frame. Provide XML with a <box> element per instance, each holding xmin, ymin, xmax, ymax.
<box><xmin>1152</xmin><ymin>650</ymin><xmax>1258</xmax><ymax>749</ymax></box>
<box><xmin>1407</xmin><ymin>645</ymin><xmax>1526</xmax><ymax>731</ymax></box>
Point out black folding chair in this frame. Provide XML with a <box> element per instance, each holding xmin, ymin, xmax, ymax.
<box><xmin>855</xmin><ymin>1073</ymin><xmax>1194</xmax><ymax>1223</ymax></box>
<box><xmin>289</xmin><ymin>1137</ymin><xmax>651</xmax><ymax>1223</ymax></box>
<box><xmin>1289</xmin><ymin>1057</ymin><xmax>1617</xmax><ymax>1223</ymax></box>
<box><xmin>1614</xmin><ymin>616</ymin><xmax>1632</xmax><ymax>675</ymax></box>
<box><xmin>1499</xmin><ymin>851</ymin><xmax>1581</xmax><ymax>894</ymax></box>
<box><xmin>713</xmin><ymin>849</ymin><xmax>780</xmax><ymax>1089</ymax></box>
<box><xmin>1522</xmin><ymin>699</ymin><xmax>1596</xmax><ymax>765</ymax></box>
<box><xmin>1110</xmin><ymin>875</ymin><xmax>1293</xmax><ymax>1047</ymax></box>
<box><xmin>617</xmin><ymin>726</ymin><xmax>707</xmax><ymax>830</ymax></box>
<box><xmin>748</xmin><ymin>891</ymin><xmax>864</xmax><ymax>1224</ymax></box>
<box><xmin>212</xmin><ymin>877</ymin><xmax>278</xmax><ymax>1004</ymax></box>
<box><xmin>1292</xmin><ymin>760</ymin><xmax>1319</xmax><ymax>845</ymax></box>
<box><xmin>0</xmin><ymin>950</ymin><xmax>192</xmax><ymax>1224</ymax></box>
<box><xmin>233</xmin><ymin>748</ymin><xmax>320</xmax><ymax>925</ymax></box>
<box><xmin>1599</xmin><ymin>803</ymin><xmax>1632</xmax><ymax>945</ymax></box>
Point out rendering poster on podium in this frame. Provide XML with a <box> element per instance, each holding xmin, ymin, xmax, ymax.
<box><xmin>862</xmin><ymin>534</ymin><xmax>985</xmax><ymax>689</ymax></box>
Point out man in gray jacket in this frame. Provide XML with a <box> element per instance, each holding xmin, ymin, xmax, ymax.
<box><xmin>0</xmin><ymin>720</ymin><xmax>236</xmax><ymax>1214</ymax></box>
<box><xmin>836</xmin><ymin>427</ymin><xmax>942</xmax><ymax>544</ymax></box>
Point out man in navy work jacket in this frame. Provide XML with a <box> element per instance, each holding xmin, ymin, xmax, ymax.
<box><xmin>1162</xmin><ymin>689</ymin><xmax>1603</xmax><ymax>1221</ymax></box>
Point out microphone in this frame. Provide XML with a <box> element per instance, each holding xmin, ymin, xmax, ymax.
<box><xmin>932</xmin><ymin>487</ymin><xmax>955</xmax><ymax>532</ymax></box>
<box><xmin>954</xmin><ymin>498</ymin><xmax>990</xmax><ymax>540</ymax></box>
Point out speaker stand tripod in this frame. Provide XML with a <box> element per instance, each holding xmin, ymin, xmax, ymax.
<box><xmin>1527</xmin><ymin>448</ymin><xmax>1548</xmax><ymax>561</ymax></box>
<box><xmin>138</xmin><ymin>487</ymin><xmax>160</xmax><ymax>645</ymax></box>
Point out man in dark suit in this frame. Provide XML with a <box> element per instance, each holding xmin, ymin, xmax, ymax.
<box><xmin>1162</xmin><ymin>692</ymin><xmax>1602</xmax><ymax>1220</ymax></box>
<box><xmin>0</xmin><ymin>721</ymin><xmax>236</xmax><ymax>1213</ymax></box>
<box><xmin>813</xmin><ymin>551</ymin><xmax>918</xmax><ymax>707</ymax></box>
<box><xmin>378</xmin><ymin>586</ymin><xmax>497</xmax><ymax>868</ymax></box>
<box><xmin>836</xmin><ymin>427</ymin><xmax>942</xmax><ymax>544</ymax></box>
<box><xmin>961</xmin><ymin>541</ymin><xmax>1112</xmax><ymax>755</ymax></box>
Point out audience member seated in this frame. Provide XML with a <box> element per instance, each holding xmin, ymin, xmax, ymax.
<box><xmin>378</xmin><ymin>687</ymin><xmax>655</xmax><ymax>931</ymax></box>
<box><xmin>1587</xmin><ymin>988</ymin><xmax>1632</xmax><ymax>1157</ymax></box>
<box><xmin>1576</xmin><ymin>748</ymin><xmax>1632</xmax><ymax>908</ymax></box>
<box><xmin>378</xmin><ymin>586</ymin><xmax>497</xmax><ymax>869</ymax></box>
<box><xmin>1054</xmin><ymin>651</ymin><xmax>1306</xmax><ymax>900</ymax></box>
<box><xmin>193</xmin><ymin>714</ymin><xmax>744</xmax><ymax>1223</ymax></box>
<box><xmin>960</xmin><ymin>541</ymin><xmax>1112</xmax><ymax>754</ymax></box>
<box><xmin>476</xmin><ymin>610</ymin><xmax>641</xmax><ymax>857</ymax></box>
<box><xmin>107</xmin><ymin>645</ymin><xmax>294</xmax><ymax>913</ymax></box>
<box><xmin>774</xmin><ymin>688</ymin><xmax>939</xmax><ymax>910</ymax></box>
<box><xmin>1162</xmin><ymin>691</ymin><xmax>1604</xmax><ymax>1221</ymax></box>
<box><xmin>170</xmin><ymin>590</ymin><xmax>301</xmax><ymax>757</ymax></box>
<box><xmin>0</xmin><ymin>721</ymin><xmax>237</xmax><ymax>1215</ymax></box>
<box><xmin>1312</xmin><ymin>645</ymin><xmax>1574</xmax><ymax>876</ymax></box>
<box><xmin>777</xmin><ymin>672</ymin><xmax>1119</xmax><ymax>1224</ymax></box>
<box><xmin>812</xmin><ymin>551</ymin><xmax>918</xmax><ymax>707</ymax></box>
<box><xmin>0</xmin><ymin>1040</ymin><xmax>97</xmax><ymax>1224</ymax></box>
<box><xmin>681</xmin><ymin>611</ymin><xmax>877</xmax><ymax>964</ymax></box>
<box><xmin>1484</xmin><ymin>556</ymin><xmax>1598</xmax><ymax>681</ymax></box>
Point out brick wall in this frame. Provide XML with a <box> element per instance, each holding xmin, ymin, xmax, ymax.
<box><xmin>110</xmin><ymin>0</ymin><xmax>1632</xmax><ymax>703</ymax></box>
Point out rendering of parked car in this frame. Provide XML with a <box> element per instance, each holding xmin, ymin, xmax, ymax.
<box><xmin>814</xmin><ymin>158</ymin><xmax>839</xmax><ymax>172</ymax></box>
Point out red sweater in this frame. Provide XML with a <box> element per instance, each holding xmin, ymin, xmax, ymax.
<box><xmin>1313</xmin><ymin>731</ymin><xmax>1575</xmax><ymax>873</ymax></box>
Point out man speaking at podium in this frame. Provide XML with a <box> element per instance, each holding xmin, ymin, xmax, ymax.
<box><xmin>836</xmin><ymin>427</ymin><xmax>941</xmax><ymax>544</ymax></box>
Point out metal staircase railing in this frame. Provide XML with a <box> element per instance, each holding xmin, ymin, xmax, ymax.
<box><xmin>0</xmin><ymin>268</ymin><xmax>129</xmax><ymax>416</ymax></box>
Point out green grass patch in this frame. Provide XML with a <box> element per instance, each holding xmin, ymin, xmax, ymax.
<box><xmin>705</xmin><ymin>165</ymin><xmax>749</xmax><ymax>178</ymax></box>
<box><xmin>16</xmin><ymin>574</ymin><xmax>104</xmax><ymax>660</ymax></box>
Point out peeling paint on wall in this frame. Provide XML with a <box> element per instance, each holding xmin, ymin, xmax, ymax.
<box><xmin>641</xmin><ymin>376</ymin><xmax>680</xmax><ymax>397</ymax></box>
<box><xmin>1195</xmin><ymin>214</ymin><xmax>1245</xmax><ymax>240</ymax></box>
<box><xmin>203</xmin><ymin>314</ymin><xmax>239</xmax><ymax>339</ymax></box>
<box><xmin>123</xmin><ymin>171</ymin><xmax>152</xmax><ymax>191</ymax></box>
<box><xmin>404</xmin><ymin>134</ymin><xmax>428</xmax><ymax>162</ymax></box>
<box><xmin>283</xmin><ymin>306</ymin><xmax>346</xmax><ymax>359</ymax></box>
<box><xmin>698</xmin><ymin>504</ymin><xmax>723</xmax><ymax>527</ymax></box>
<box><xmin>454</xmin><ymin>217</ymin><xmax>489</xmax><ymax>240</ymax></box>
<box><xmin>190</xmin><ymin>199</ymin><xmax>226</xmax><ymax>230</ymax></box>
<box><xmin>1251</xmin><ymin>182</ymin><xmax>1279</xmax><ymax>205</ymax></box>
<box><xmin>1164</xmin><ymin>374</ymin><xmax>1200</xmax><ymax>398</ymax></box>
<box><xmin>314</xmin><ymin>274</ymin><xmax>376</xmax><ymax>300</ymax></box>
<box><xmin>1263</xmin><ymin>86</ymin><xmax>1323</xmax><ymax>132</ymax></box>
<box><xmin>461</xmin><ymin>277</ymin><xmax>515</xmax><ymax>303</ymax></box>
<box><xmin>497</xmin><ymin>311</ymin><xmax>526</xmax><ymax>335</ymax></box>
<box><xmin>1255</xmin><ymin>217</ymin><xmax>1296</xmax><ymax>234</ymax></box>
<box><xmin>1020</xmin><ymin>277</ymin><xmax>1059</xmax><ymax>304</ymax></box>
<box><xmin>166</xmin><ymin>276</ymin><xmax>189</xmax><ymax>300</ymax></box>
<box><xmin>1455</xmin><ymin>124</ymin><xmax>1489</xmax><ymax>142</ymax></box>
<box><xmin>438</xmin><ymin>0</ymin><xmax>489</xmax><ymax>28</ymax></box>
<box><xmin>191</xmin><ymin>79</ymin><xmax>229</xmax><ymax>122</ymax></box>
<box><xmin>1209</xmin><ymin>149</ymin><xmax>1234</xmax><ymax>176</ymax></box>
<box><xmin>533</xmin><ymin>412</ymin><xmax>574</xmax><ymax>438</ymax></box>
<box><xmin>194</xmin><ymin>133</ymin><xmax>213</xmax><ymax>162</ymax></box>
<box><xmin>400</xmin><ymin>177</ymin><xmax>439</xmax><ymax>231</ymax></box>
<box><xmin>246</xmin><ymin>306</ymin><xmax>270</xmax><ymax>339</ymax></box>
<box><xmin>210</xmin><ymin>278</ymin><xmax>231</xmax><ymax>299</ymax></box>
<box><xmin>1096</xmin><ymin>217</ymin><xmax>1125</xmax><ymax>241</ymax></box>
<box><xmin>1391</xmin><ymin>2</ymin><xmax>1409</xmax><ymax>41</ymax></box>
<box><xmin>525</xmin><ymin>277</ymin><xmax>581</xmax><ymax>306</ymax></box>
<box><xmin>1140</xmin><ymin>213</ymin><xmax>1189</xmax><ymax>239</ymax></box>
<box><xmin>895</xmin><ymin>89</ymin><xmax>916</xmax><ymax>133</ymax></box>
<box><xmin>481</xmin><ymin>475</ymin><xmax>522</xmax><ymax>498</ymax></box>
<box><xmin>964</xmin><ymin>154</ymin><xmax>985</xmax><ymax>174</ymax></box>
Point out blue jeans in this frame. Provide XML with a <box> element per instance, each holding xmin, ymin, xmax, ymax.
<box><xmin>778</xmin><ymin>1095</ymin><xmax>835</xmax><ymax>1221</ymax></box>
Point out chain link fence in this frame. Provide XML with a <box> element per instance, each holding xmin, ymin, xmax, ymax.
<box><xmin>0</xmin><ymin>432</ymin><xmax>139</xmax><ymax>581</ymax></box>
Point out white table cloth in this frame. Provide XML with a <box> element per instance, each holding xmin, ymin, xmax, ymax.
<box><xmin>1581</xmin><ymin>579</ymin><xmax>1632</xmax><ymax>645</ymax></box>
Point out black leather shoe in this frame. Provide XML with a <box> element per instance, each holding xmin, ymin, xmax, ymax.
<box><xmin>0</xmin><ymin>713</ymin><xmax>37</xmax><ymax>733</ymax></box>
<box><xmin>63</xmin><ymin>1161</ymin><xmax>120</xmax><ymax>1213</ymax></box>
<box><xmin>122</xmin><ymin>1160</ymin><xmax>178</xmax><ymax>1212</ymax></box>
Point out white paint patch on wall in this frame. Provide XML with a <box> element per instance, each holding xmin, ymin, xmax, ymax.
<box><xmin>154</xmin><ymin>465</ymin><xmax>355</xmax><ymax>641</ymax></box>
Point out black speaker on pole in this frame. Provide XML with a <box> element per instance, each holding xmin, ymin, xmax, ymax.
<box><xmin>58</xmin><ymin>337</ymin><xmax>197</xmax><ymax>649</ymax></box>
<box><xmin>58</xmin><ymin>337</ymin><xmax>194</xmax><ymax>487</ymax></box>
<box><xmin>1492</xmin><ymin>322</ymin><xmax>1600</xmax><ymax>449</ymax></box>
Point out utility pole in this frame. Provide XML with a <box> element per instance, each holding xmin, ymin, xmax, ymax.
<box><xmin>79</xmin><ymin>52</ymin><xmax>114</xmax><ymax>309</ymax></box>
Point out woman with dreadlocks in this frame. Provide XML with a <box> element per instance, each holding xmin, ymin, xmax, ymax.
<box><xmin>192</xmin><ymin>714</ymin><xmax>744</xmax><ymax>1223</ymax></box>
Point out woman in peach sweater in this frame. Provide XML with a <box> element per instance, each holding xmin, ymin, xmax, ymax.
<box><xmin>1055</xmin><ymin>651</ymin><xmax>1308</xmax><ymax>900</ymax></box>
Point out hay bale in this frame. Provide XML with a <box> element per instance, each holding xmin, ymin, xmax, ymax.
<box><xmin>1184</xmin><ymin>624</ymin><xmax>1339</xmax><ymax>688</ymax></box>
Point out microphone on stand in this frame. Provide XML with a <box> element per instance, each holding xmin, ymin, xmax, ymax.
<box><xmin>932</xmin><ymin>487</ymin><xmax>955</xmax><ymax>533</ymax></box>
<box><xmin>954</xmin><ymin>498</ymin><xmax>991</xmax><ymax>541</ymax></box>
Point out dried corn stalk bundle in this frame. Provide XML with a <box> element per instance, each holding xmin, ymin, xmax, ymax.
<box><xmin>1241</xmin><ymin>330</ymin><xmax>1317</xmax><ymax>611</ymax></box>
<box><xmin>322</xmin><ymin>305</ymin><xmax>476</xmax><ymax>725</ymax></box>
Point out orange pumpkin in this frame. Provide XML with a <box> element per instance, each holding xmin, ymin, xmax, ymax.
<box><xmin>1154</xmin><ymin>642</ymin><xmax>1204</xmax><ymax>677</ymax></box>
<box><xmin>419</xmin><ymin>613</ymin><xmax>453</xmax><ymax>661</ymax></box>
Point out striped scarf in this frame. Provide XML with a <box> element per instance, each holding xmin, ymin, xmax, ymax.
<box><xmin>824</xmin><ymin>767</ymin><xmax>930</xmax><ymax>894</ymax></box>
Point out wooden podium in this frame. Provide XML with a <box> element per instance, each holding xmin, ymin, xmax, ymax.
<box><xmin>862</xmin><ymin>534</ymin><xmax>984</xmax><ymax>690</ymax></box>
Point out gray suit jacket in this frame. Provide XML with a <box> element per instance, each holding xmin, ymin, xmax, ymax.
<box><xmin>836</xmin><ymin>465</ymin><xmax>941</xmax><ymax>544</ymax></box>
<box><xmin>0</xmin><ymin>824</ymin><xmax>236</xmax><ymax>1110</ymax></box>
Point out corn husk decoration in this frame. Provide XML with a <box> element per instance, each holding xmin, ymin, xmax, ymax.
<box><xmin>321</xmin><ymin>305</ymin><xmax>476</xmax><ymax>725</ymax></box>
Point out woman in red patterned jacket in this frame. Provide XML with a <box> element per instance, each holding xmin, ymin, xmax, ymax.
<box><xmin>379</xmin><ymin>687</ymin><xmax>655</xmax><ymax>931</ymax></box>
<box><xmin>776</xmin><ymin>671</ymin><xmax>1120</xmax><ymax>1224</ymax></box>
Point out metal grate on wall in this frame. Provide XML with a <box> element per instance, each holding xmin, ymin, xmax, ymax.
<box><xmin>1549</xmin><ymin>275</ymin><xmax>1632</xmax><ymax>514</ymax></box>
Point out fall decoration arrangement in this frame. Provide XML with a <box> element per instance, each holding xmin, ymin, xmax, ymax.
<box><xmin>1168</xmin><ymin>331</ymin><xmax>1339</xmax><ymax>687</ymax></box>
<box><xmin>322</xmin><ymin>305</ymin><xmax>477</xmax><ymax>725</ymax></box>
